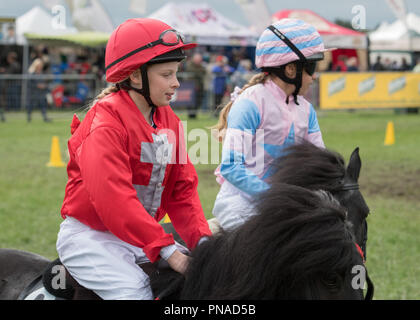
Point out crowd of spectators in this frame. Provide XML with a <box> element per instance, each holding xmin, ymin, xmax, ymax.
<box><xmin>0</xmin><ymin>45</ymin><xmax>105</xmax><ymax>121</ymax></box>
<box><xmin>1</xmin><ymin>43</ymin><xmax>420</xmax><ymax>122</ymax></box>
<box><xmin>182</xmin><ymin>48</ymin><xmax>256</xmax><ymax>118</ymax></box>
<box><xmin>183</xmin><ymin>51</ymin><xmax>420</xmax><ymax>117</ymax></box>
<box><xmin>371</xmin><ymin>55</ymin><xmax>414</xmax><ymax>71</ymax></box>
<box><xmin>327</xmin><ymin>54</ymin><xmax>419</xmax><ymax>72</ymax></box>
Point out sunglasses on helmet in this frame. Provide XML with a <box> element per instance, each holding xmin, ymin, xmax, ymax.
<box><xmin>106</xmin><ymin>29</ymin><xmax>187</xmax><ymax>71</ymax></box>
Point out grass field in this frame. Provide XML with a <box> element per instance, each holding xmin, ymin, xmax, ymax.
<box><xmin>0</xmin><ymin>108</ymin><xmax>419</xmax><ymax>299</ymax></box>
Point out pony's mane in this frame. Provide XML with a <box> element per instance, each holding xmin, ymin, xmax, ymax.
<box><xmin>269</xmin><ymin>141</ymin><xmax>346</xmax><ymax>192</ymax></box>
<box><xmin>176</xmin><ymin>184</ymin><xmax>356</xmax><ymax>299</ymax></box>
<box><xmin>150</xmin><ymin>142</ymin><xmax>362</xmax><ymax>300</ymax></box>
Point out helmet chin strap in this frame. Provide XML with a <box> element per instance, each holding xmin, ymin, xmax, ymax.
<box><xmin>265</xmin><ymin>25</ymin><xmax>310</xmax><ymax>105</ymax></box>
<box><xmin>262</xmin><ymin>63</ymin><xmax>304</xmax><ymax>105</ymax></box>
<box><xmin>118</xmin><ymin>64</ymin><xmax>157</xmax><ymax>108</ymax></box>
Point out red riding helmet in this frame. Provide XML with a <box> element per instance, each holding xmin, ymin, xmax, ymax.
<box><xmin>105</xmin><ymin>18</ymin><xmax>196</xmax><ymax>83</ymax></box>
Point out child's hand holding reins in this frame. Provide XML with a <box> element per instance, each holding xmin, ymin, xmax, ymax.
<box><xmin>166</xmin><ymin>249</ymin><xmax>190</xmax><ymax>275</ymax></box>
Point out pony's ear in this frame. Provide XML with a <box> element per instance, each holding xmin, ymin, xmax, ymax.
<box><xmin>347</xmin><ymin>147</ymin><xmax>361</xmax><ymax>181</ymax></box>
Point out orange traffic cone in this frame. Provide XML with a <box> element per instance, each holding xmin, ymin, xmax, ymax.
<box><xmin>384</xmin><ymin>121</ymin><xmax>395</xmax><ymax>146</ymax></box>
<box><xmin>47</xmin><ymin>136</ymin><xmax>66</xmax><ymax>167</ymax></box>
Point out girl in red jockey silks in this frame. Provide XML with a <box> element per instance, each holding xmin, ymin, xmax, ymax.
<box><xmin>56</xmin><ymin>18</ymin><xmax>212</xmax><ymax>300</ymax></box>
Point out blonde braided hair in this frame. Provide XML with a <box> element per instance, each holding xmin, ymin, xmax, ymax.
<box><xmin>88</xmin><ymin>79</ymin><xmax>130</xmax><ymax>109</ymax></box>
<box><xmin>212</xmin><ymin>72</ymin><xmax>269</xmax><ymax>141</ymax></box>
<box><xmin>95</xmin><ymin>84</ymin><xmax>120</xmax><ymax>100</ymax></box>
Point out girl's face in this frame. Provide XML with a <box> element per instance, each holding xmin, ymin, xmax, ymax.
<box><xmin>147</xmin><ymin>61</ymin><xmax>181</xmax><ymax>106</ymax></box>
<box><xmin>282</xmin><ymin>62</ymin><xmax>317</xmax><ymax>96</ymax></box>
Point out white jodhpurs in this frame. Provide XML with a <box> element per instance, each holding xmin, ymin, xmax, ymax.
<box><xmin>212</xmin><ymin>181</ymin><xmax>257</xmax><ymax>231</ymax></box>
<box><xmin>56</xmin><ymin>217</ymin><xmax>168</xmax><ymax>300</ymax></box>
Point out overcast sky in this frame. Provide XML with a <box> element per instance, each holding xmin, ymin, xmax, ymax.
<box><xmin>1</xmin><ymin>0</ymin><xmax>420</xmax><ymax>30</ymax></box>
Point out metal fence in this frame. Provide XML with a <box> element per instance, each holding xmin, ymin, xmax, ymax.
<box><xmin>0</xmin><ymin>72</ymin><xmax>214</xmax><ymax>112</ymax></box>
<box><xmin>0</xmin><ymin>73</ymin><xmax>102</xmax><ymax>112</ymax></box>
<box><xmin>0</xmin><ymin>72</ymin><xmax>322</xmax><ymax>118</ymax></box>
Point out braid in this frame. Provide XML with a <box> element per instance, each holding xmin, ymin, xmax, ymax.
<box><xmin>212</xmin><ymin>72</ymin><xmax>269</xmax><ymax>141</ymax></box>
<box><xmin>95</xmin><ymin>84</ymin><xmax>120</xmax><ymax>100</ymax></box>
<box><xmin>86</xmin><ymin>84</ymin><xmax>121</xmax><ymax>110</ymax></box>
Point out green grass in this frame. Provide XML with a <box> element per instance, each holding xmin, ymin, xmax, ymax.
<box><xmin>0</xmin><ymin>109</ymin><xmax>419</xmax><ymax>299</ymax></box>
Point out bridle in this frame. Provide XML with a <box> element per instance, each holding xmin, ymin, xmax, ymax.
<box><xmin>336</xmin><ymin>182</ymin><xmax>374</xmax><ymax>300</ymax></box>
<box><xmin>337</xmin><ymin>183</ymin><xmax>360</xmax><ymax>192</ymax></box>
<box><xmin>354</xmin><ymin>243</ymin><xmax>374</xmax><ymax>300</ymax></box>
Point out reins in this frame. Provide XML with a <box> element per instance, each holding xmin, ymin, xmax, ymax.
<box><xmin>337</xmin><ymin>183</ymin><xmax>359</xmax><ymax>191</ymax></box>
<box><xmin>339</xmin><ymin>182</ymin><xmax>374</xmax><ymax>301</ymax></box>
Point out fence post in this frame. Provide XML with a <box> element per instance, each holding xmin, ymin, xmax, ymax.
<box><xmin>20</xmin><ymin>44</ymin><xmax>29</xmax><ymax>111</ymax></box>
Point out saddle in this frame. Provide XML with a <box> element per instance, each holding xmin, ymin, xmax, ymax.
<box><xmin>19</xmin><ymin>223</ymin><xmax>190</xmax><ymax>300</ymax></box>
<box><xmin>20</xmin><ymin>258</ymin><xmax>161</xmax><ymax>300</ymax></box>
<box><xmin>42</xmin><ymin>258</ymin><xmax>101</xmax><ymax>300</ymax></box>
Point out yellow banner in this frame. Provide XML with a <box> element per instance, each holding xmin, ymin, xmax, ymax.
<box><xmin>319</xmin><ymin>72</ymin><xmax>420</xmax><ymax>109</ymax></box>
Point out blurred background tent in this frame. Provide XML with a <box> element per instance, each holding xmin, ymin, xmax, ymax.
<box><xmin>15</xmin><ymin>5</ymin><xmax>108</xmax><ymax>47</ymax></box>
<box><xmin>367</xmin><ymin>0</ymin><xmax>420</xmax><ymax>67</ymax></box>
<box><xmin>15</xmin><ymin>5</ymin><xmax>77</xmax><ymax>45</ymax></box>
<box><xmin>272</xmin><ymin>9</ymin><xmax>369</xmax><ymax>71</ymax></box>
<box><xmin>369</xmin><ymin>12</ymin><xmax>420</xmax><ymax>65</ymax></box>
<box><xmin>369</xmin><ymin>12</ymin><xmax>420</xmax><ymax>51</ymax></box>
<box><xmin>64</xmin><ymin>0</ymin><xmax>114</xmax><ymax>33</ymax></box>
<box><xmin>147</xmin><ymin>2</ymin><xmax>258</xmax><ymax>46</ymax></box>
<box><xmin>19</xmin><ymin>0</ymin><xmax>114</xmax><ymax>47</ymax></box>
<box><xmin>16</xmin><ymin>1</ymin><xmax>262</xmax><ymax>49</ymax></box>
<box><xmin>24</xmin><ymin>31</ymin><xmax>110</xmax><ymax>48</ymax></box>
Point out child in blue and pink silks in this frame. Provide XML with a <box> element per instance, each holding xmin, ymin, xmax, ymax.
<box><xmin>212</xmin><ymin>19</ymin><xmax>332</xmax><ymax>231</ymax></box>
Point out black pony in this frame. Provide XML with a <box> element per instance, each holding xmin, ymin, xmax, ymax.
<box><xmin>269</xmin><ymin>141</ymin><xmax>370</xmax><ymax>258</ymax></box>
<box><xmin>0</xmin><ymin>142</ymin><xmax>372</xmax><ymax>299</ymax></box>
<box><xmin>150</xmin><ymin>142</ymin><xmax>372</xmax><ymax>299</ymax></box>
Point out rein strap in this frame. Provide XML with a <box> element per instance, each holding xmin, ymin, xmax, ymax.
<box><xmin>338</xmin><ymin>183</ymin><xmax>359</xmax><ymax>191</ymax></box>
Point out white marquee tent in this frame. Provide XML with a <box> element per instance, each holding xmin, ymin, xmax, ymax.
<box><xmin>148</xmin><ymin>2</ymin><xmax>258</xmax><ymax>46</ymax></box>
<box><xmin>15</xmin><ymin>6</ymin><xmax>77</xmax><ymax>45</ymax></box>
<box><xmin>369</xmin><ymin>12</ymin><xmax>420</xmax><ymax>51</ymax></box>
